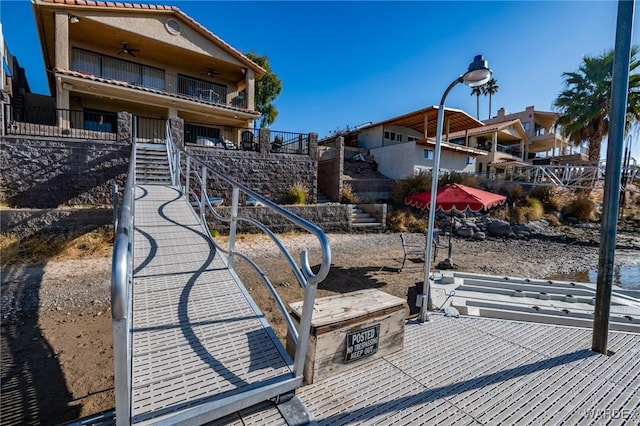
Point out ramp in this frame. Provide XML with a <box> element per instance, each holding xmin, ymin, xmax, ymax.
<box><xmin>129</xmin><ymin>184</ymin><xmax>299</xmax><ymax>425</ymax></box>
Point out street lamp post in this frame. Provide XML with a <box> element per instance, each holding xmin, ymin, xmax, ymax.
<box><xmin>419</xmin><ymin>55</ymin><xmax>492</xmax><ymax>323</ymax></box>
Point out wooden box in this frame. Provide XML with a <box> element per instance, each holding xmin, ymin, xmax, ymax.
<box><xmin>287</xmin><ymin>289</ymin><xmax>406</xmax><ymax>384</ymax></box>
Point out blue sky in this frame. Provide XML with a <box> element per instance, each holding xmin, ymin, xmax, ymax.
<box><xmin>2</xmin><ymin>0</ymin><xmax>640</xmax><ymax>159</ymax></box>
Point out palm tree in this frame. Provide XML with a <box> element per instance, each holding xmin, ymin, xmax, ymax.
<box><xmin>554</xmin><ymin>47</ymin><xmax>640</xmax><ymax>162</ymax></box>
<box><xmin>481</xmin><ymin>78</ymin><xmax>499</xmax><ymax>119</ymax></box>
<box><xmin>470</xmin><ymin>86</ymin><xmax>482</xmax><ymax>119</ymax></box>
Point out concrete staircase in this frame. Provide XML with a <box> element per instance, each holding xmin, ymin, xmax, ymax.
<box><xmin>350</xmin><ymin>205</ymin><xmax>383</xmax><ymax>229</ymax></box>
<box><xmin>136</xmin><ymin>143</ymin><xmax>171</xmax><ymax>184</ymax></box>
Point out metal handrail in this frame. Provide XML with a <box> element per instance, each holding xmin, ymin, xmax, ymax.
<box><xmin>111</xmin><ymin>139</ymin><xmax>137</xmax><ymax>426</ymax></box>
<box><xmin>169</xmin><ymin>127</ymin><xmax>331</xmax><ymax>380</ymax></box>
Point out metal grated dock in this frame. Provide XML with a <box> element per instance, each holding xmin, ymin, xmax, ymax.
<box><xmin>131</xmin><ymin>184</ymin><xmax>296</xmax><ymax>425</ymax></box>
<box><xmin>123</xmin><ymin>184</ymin><xmax>640</xmax><ymax>426</ymax></box>
<box><xmin>292</xmin><ymin>315</ymin><xmax>640</xmax><ymax>425</ymax></box>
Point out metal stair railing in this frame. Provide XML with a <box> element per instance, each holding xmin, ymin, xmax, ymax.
<box><xmin>166</xmin><ymin>121</ymin><xmax>331</xmax><ymax>391</ymax></box>
<box><xmin>111</xmin><ymin>139</ymin><xmax>137</xmax><ymax>426</ymax></box>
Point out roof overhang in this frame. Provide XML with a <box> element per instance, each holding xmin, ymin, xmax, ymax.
<box><xmin>32</xmin><ymin>0</ymin><xmax>266</xmax><ymax>92</ymax></box>
<box><xmin>56</xmin><ymin>69</ymin><xmax>259</xmax><ymax>122</ymax></box>
<box><xmin>416</xmin><ymin>138</ymin><xmax>488</xmax><ymax>156</ymax></box>
<box><xmin>361</xmin><ymin>105</ymin><xmax>483</xmax><ymax>137</ymax></box>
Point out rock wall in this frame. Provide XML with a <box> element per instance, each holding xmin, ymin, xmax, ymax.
<box><xmin>0</xmin><ymin>208</ymin><xmax>113</xmax><ymax>236</ymax></box>
<box><xmin>188</xmin><ymin>145</ymin><xmax>319</xmax><ymax>205</ymax></box>
<box><xmin>0</xmin><ymin>136</ymin><xmax>130</xmax><ymax>208</ymax></box>
<box><xmin>205</xmin><ymin>204</ymin><xmax>353</xmax><ymax>234</ymax></box>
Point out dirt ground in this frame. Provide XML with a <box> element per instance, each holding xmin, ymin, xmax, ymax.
<box><xmin>1</xmin><ymin>227</ymin><xmax>639</xmax><ymax>425</ymax></box>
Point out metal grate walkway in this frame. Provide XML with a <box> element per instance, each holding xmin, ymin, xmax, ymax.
<box><xmin>130</xmin><ymin>184</ymin><xmax>296</xmax><ymax>424</ymax></box>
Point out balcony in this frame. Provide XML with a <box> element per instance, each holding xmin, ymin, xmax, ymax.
<box><xmin>70</xmin><ymin>48</ymin><xmax>247</xmax><ymax>109</ymax></box>
<box><xmin>474</xmin><ymin>141</ymin><xmax>522</xmax><ymax>158</ymax></box>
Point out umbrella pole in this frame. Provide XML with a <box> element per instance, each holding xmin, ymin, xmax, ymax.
<box><xmin>448</xmin><ymin>211</ymin><xmax>453</xmax><ymax>259</ymax></box>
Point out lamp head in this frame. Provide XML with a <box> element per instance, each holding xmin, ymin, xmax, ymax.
<box><xmin>69</xmin><ymin>15</ymin><xmax>80</xmax><ymax>24</ymax></box>
<box><xmin>462</xmin><ymin>54</ymin><xmax>492</xmax><ymax>87</ymax></box>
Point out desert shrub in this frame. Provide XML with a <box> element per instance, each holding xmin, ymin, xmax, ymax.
<box><xmin>511</xmin><ymin>206</ymin><xmax>527</xmax><ymax>224</ymax></box>
<box><xmin>529</xmin><ymin>186</ymin><xmax>563</xmax><ymax>212</ymax></box>
<box><xmin>458</xmin><ymin>174</ymin><xmax>481</xmax><ymax>188</ymax></box>
<box><xmin>524</xmin><ymin>197</ymin><xmax>544</xmax><ymax>220</ymax></box>
<box><xmin>564</xmin><ymin>197</ymin><xmax>595</xmax><ymax>221</ymax></box>
<box><xmin>391</xmin><ymin>172</ymin><xmax>431</xmax><ymax>205</ymax></box>
<box><xmin>287</xmin><ymin>182</ymin><xmax>307</xmax><ymax>204</ymax></box>
<box><xmin>387</xmin><ymin>210</ymin><xmax>427</xmax><ymax>233</ymax></box>
<box><xmin>489</xmin><ymin>207</ymin><xmax>509</xmax><ymax>221</ymax></box>
<box><xmin>341</xmin><ymin>183</ymin><xmax>360</xmax><ymax>204</ymax></box>
<box><xmin>209</xmin><ymin>228</ymin><xmax>220</xmax><ymax>238</ymax></box>
<box><xmin>439</xmin><ymin>172</ymin><xmax>481</xmax><ymax>188</ymax></box>
<box><xmin>543</xmin><ymin>213</ymin><xmax>561</xmax><ymax>227</ymax></box>
<box><xmin>508</xmin><ymin>184</ymin><xmax>524</xmax><ymax>200</ymax></box>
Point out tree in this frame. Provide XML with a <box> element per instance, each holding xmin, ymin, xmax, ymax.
<box><xmin>246</xmin><ymin>52</ymin><xmax>282</xmax><ymax>128</ymax></box>
<box><xmin>554</xmin><ymin>47</ymin><xmax>640</xmax><ymax>162</ymax></box>
<box><xmin>481</xmin><ymin>78</ymin><xmax>499</xmax><ymax>120</ymax></box>
<box><xmin>470</xmin><ymin>86</ymin><xmax>482</xmax><ymax>119</ymax></box>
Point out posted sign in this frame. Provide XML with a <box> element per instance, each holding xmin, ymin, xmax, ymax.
<box><xmin>344</xmin><ymin>324</ymin><xmax>380</xmax><ymax>362</ymax></box>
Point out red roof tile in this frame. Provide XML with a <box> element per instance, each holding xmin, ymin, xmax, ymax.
<box><xmin>54</xmin><ymin>68</ymin><xmax>258</xmax><ymax>116</ymax></box>
<box><xmin>36</xmin><ymin>0</ymin><xmax>264</xmax><ymax>75</ymax></box>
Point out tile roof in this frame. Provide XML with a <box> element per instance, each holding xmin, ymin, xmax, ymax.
<box><xmin>36</xmin><ymin>0</ymin><xmax>266</xmax><ymax>76</ymax></box>
<box><xmin>55</xmin><ymin>68</ymin><xmax>258</xmax><ymax>116</ymax></box>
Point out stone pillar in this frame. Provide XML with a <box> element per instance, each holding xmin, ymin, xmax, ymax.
<box><xmin>259</xmin><ymin>127</ymin><xmax>270</xmax><ymax>156</ymax></box>
<box><xmin>308</xmin><ymin>132</ymin><xmax>318</xmax><ymax>162</ymax></box>
<box><xmin>169</xmin><ymin>116</ymin><xmax>184</xmax><ymax>149</ymax></box>
<box><xmin>117</xmin><ymin>111</ymin><xmax>133</xmax><ymax>144</ymax></box>
<box><xmin>0</xmin><ymin>95</ymin><xmax>5</xmax><ymax>137</ymax></box>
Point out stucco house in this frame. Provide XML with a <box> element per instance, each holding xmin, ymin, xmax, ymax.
<box><xmin>445</xmin><ymin>119</ymin><xmax>529</xmax><ymax>177</ymax></box>
<box><xmin>10</xmin><ymin>0</ymin><xmax>265</xmax><ymax>145</ymax></box>
<box><xmin>484</xmin><ymin>106</ymin><xmax>583</xmax><ymax>164</ymax></box>
<box><xmin>344</xmin><ymin>106</ymin><xmax>488</xmax><ymax>180</ymax></box>
<box><xmin>2</xmin><ymin>0</ymin><xmax>320</xmax><ymax>210</ymax></box>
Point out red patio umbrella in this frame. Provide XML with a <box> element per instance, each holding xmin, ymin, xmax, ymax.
<box><xmin>404</xmin><ymin>183</ymin><xmax>507</xmax><ymax>213</ymax></box>
<box><xmin>404</xmin><ymin>183</ymin><xmax>507</xmax><ymax>267</ymax></box>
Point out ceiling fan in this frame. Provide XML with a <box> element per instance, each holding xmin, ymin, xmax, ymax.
<box><xmin>202</xmin><ymin>67</ymin><xmax>222</xmax><ymax>78</ymax></box>
<box><xmin>117</xmin><ymin>42</ymin><xmax>140</xmax><ymax>58</ymax></box>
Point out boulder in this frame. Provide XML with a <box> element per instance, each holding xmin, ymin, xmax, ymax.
<box><xmin>487</xmin><ymin>219</ymin><xmax>513</xmax><ymax>237</ymax></box>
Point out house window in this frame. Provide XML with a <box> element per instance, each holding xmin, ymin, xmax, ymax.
<box><xmin>384</xmin><ymin>131</ymin><xmax>403</xmax><ymax>142</ymax></box>
<box><xmin>407</xmin><ymin>135</ymin><xmax>420</xmax><ymax>142</ymax></box>
<box><xmin>423</xmin><ymin>149</ymin><xmax>434</xmax><ymax>160</ymax></box>
<box><xmin>523</xmin><ymin>121</ymin><xmax>530</xmax><ymax>132</ymax></box>
<box><xmin>466</xmin><ymin>156</ymin><xmax>474</xmax><ymax>165</ymax></box>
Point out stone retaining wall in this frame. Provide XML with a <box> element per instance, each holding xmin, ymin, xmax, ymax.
<box><xmin>0</xmin><ymin>136</ymin><xmax>130</xmax><ymax>208</ymax></box>
<box><xmin>0</xmin><ymin>208</ymin><xmax>113</xmax><ymax>236</ymax></box>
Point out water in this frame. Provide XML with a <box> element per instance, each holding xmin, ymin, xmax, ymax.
<box><xmin>548</xmin><ymin>263</ymin><xmax>640</xmax><ymax>290</ymax></box>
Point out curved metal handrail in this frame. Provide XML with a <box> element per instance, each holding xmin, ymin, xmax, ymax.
<box><xmin>110</xmin><ymin>138</ymin><xmax>136</xmax><ymax>426</ymax></box>
<box><xmin>170</xmin><ymin>133</ymin><xmax>331</xmax><ymax>379</ymax></box>
<box><xmin>111</xmin><ymin>143</ymin><xmax>136</xmax><ymax>320</ymax></box>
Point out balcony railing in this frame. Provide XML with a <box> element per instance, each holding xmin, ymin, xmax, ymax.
<box><xmin>184</xmin><ymin>121</ymin><xmax>310</xmax><ymax>155</ymax></box>
<box><xmin>473</xmin><ymin>142</ymin><xmax>521</xmax><ymax>158</ymax></box>
<box><xmin>70</xmin><ymin>48</ymin><xmax>247</xmax><ymax>109</ymax></box>
<box><xmin>184</xmin><ymin>121</ymin><xmax>260</xmax><ymax>151</ymax></box>
<box><xmin>270</xmin><ymin>130</ymin><xmax>310</xmax><ymax>155</ymax></box>
<box><xmin>3</xmin><ymin>105</ymin><xmax>117</xmax><ymax>140</ymax></box>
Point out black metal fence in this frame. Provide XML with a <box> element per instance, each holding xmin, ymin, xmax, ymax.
<box><xmin>184</xmin><ymin>121</ymin><xmax>260</xmax><ymax>152</ymax></box>
<box><xmin>135</xmin><ymin>116</ymin><xmax>166</xmax><ymax>143</ymax></box>
<box><xmin>270</xmin><ymin>130</ymin><xmax>309</xmax><ymax>155</ymax></box>
<box><xmin>4</xmin><ymin>105</ymin><xmax>117</xmax><ymax>140</ymax></box>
